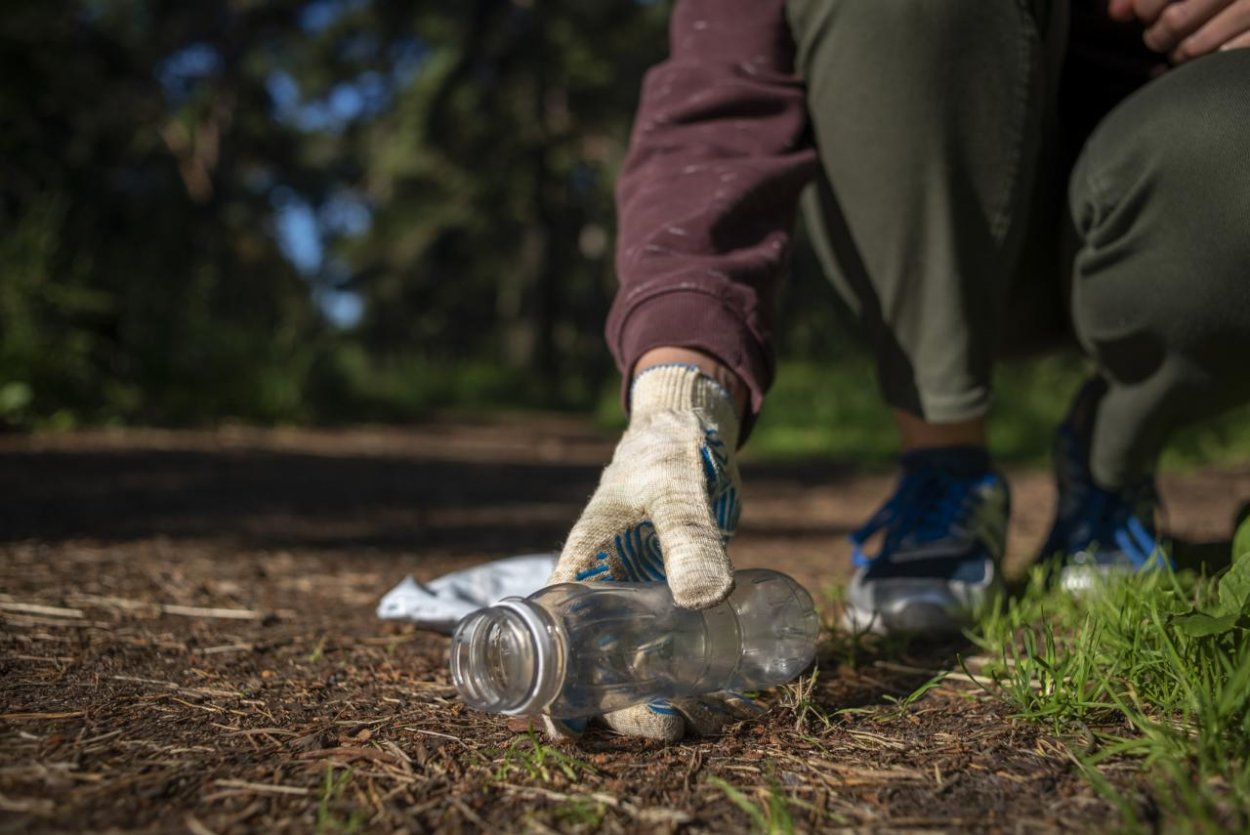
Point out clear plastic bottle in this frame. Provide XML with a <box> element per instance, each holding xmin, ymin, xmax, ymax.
<box><xmin>449</xmin><ymin>569</ymin><xmax>821</xmax><ymax>719</ymax></box>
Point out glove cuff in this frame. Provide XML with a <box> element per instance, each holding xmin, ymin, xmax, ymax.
<box><xmin>629</xmin><ymin>364</ymin><xmax>741</xmax><ymax>448</ymax></box>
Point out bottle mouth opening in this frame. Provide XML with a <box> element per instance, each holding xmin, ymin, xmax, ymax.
<box><xmin>450</xmin><ymin>599</ymin><xmax>555</xmax><ymax>715</ymax></box>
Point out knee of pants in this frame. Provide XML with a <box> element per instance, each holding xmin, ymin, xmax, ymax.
<box><xmin>1069</xmin><ymin>49</ymin><xmax>1250</xmax><ymax>247</ymax></box>
<box><xmin>1068</xmin><ymin>50</ymin><xmax>1250</xmax><ymax>378</ymax></box>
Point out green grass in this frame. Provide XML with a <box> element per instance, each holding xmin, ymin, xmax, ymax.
<box><xmin>599</xmin><ymin>353</ymin><xmax>1250</xmax><ymax>470</ymax></box>
<box><xmin>551</xmin><ymin>797</ymin><xmax>607</xmax><ymax>829</ymax></box>
<box><xmin>967</xmin><ymin>524</ymin><xmax>1250</xmax><ymax>832</ymax></box>
<box><xmin>733</xmin><ymin>353</ymin><xmax>1092</xmax><ymax>464</ymax></box>
<box><xmin>707</xmin><ymin>774</ymin><xmax>797</xmax><ymax>835</ymax></box>
<box><xmin>776</xmin><ymin>668</ymin><xmax>832</xmax><ymax>734</ymax></box>
<box><xmin>315</xmin><ymin>766</ymin><xmax>367</xmax><ymax>835</ymax></box>
<box><xmin>494</xmin><ymin>728</ymin><xmax>594</xmax><ymax>783</ymax></box>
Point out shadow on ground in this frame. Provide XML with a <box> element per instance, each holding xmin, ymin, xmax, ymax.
<box><xmin>0</xmin><ymin>427</ymin><xmax>865</xmax><ymax>555</ymax></box>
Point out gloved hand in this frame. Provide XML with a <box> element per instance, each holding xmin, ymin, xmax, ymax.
<box><xmin>544</xmin><ymin>363</ymin><xmax>763</xmax><ymax>741</ymax></box>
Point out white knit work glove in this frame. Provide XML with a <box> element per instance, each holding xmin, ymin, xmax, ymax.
<box><xmin>543</xmin><ymin>364</ymin><xmax>763</xmax><ymax>742</ymax></box>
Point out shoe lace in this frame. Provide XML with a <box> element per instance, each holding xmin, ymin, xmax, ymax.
<box><xmin>851</xmin><ymin>469</ymin><xmax>984</xmax><ymax>568</ymax></box>
<box><xmin>1053</xmin><ymin>421</ymin><xmax>1166</xmax><ymax>569</ymax></box>
<box><xmin>1079</xmin><ymin>482</ymin><xmax>1164</xmax><ymax>569</ymax></box>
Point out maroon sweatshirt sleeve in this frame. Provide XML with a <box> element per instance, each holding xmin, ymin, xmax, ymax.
<box><xmin>607</xmin><ymin>0</ymin><xmax>819</xmax><ymax>434</ymax></box>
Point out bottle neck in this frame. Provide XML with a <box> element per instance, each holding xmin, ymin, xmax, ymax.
<box><xmin>449</xmin><ymin>598</ymin><xmax>563</xmax><ymax>716</ymax></box>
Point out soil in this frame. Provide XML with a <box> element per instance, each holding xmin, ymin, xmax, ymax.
<box><xmin>3</xmin><ymin>417</ymin><xmax>1248</xmax><ymax>833</ymax></box>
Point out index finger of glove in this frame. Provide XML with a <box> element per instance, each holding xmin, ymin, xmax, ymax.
<box><xmin>647</xmin><ymin>450</ymin><xmax>734</xmax><ymax>610</ymax></box>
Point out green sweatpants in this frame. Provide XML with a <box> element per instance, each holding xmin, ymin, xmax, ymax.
<box><xmin>786</xmin><ymin>0</ymin><xmax>1250</xmax><ymax>487</ymax></box>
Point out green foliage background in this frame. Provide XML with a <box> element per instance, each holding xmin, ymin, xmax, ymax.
<box><xmin>1</xmin><ymin>0</ymin><xmax>669</xmax><ymax>427</ymax></box>
<box><xmin>3</xmin><ymin>0</ymin><xmax>1249</xmax><ymax>466</ymax></box>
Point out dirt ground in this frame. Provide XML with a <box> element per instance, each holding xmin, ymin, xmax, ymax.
<box><xmin>3</xmin><ymin>418</ymin><xmax>1249</xmax><ymax>834</ymax></box>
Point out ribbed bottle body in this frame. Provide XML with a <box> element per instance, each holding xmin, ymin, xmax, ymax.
<box><xmin>450</xmin><ymin>569</ymin><xmax>820</xmax><ymax>718</ymax></box>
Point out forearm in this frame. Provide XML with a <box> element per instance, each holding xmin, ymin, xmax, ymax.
<box><xmin>607</xmin><ymin>0</ymin><xmax>818</xmax><ymax>436</ymax></box>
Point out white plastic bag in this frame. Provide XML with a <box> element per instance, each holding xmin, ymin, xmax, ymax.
<box><xmin>376</xmin><ymin>553</ymin><xmax>557</xmax><ymax>634</ymax></box>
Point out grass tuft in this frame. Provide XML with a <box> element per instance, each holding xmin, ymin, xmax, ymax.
<box><xmin>776</xmin><ymin>668</ymin><xmax>829</xmax><ymax>734</ymax></box>
<box><xmin>551</xmin><ymin>797</ymin><xmax>607</xmax><ymax>829</ymax></box>
<box><xmin>707</xmin><ymin>774</ymin><xmax>796</xmax><ymax>835</ymax></box>
<box><xmin>494</xmin><ymin>728</ymin><xmax>594</xmax><ymax>784</ymax></box>
<box><xmin>969</xmin><ymin>532</ymin><xmax>1250</xmax><ymax>832</ymax></box>
<box><xmin>315</xmin><ymin>766</ymin><xmax>366</xmax><ymax>835</ymax></box>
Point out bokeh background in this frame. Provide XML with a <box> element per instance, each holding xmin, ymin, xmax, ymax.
<box><xmin>4</xmin><ymin>0</ymin><xmax>1248</xmax><ymax>466</ymax></box>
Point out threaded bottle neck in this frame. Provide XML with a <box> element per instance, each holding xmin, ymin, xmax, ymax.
<box><xmin>449</xmin><ymin>598</ymin><xmax>561</xmax><ymax>715</ymax></box>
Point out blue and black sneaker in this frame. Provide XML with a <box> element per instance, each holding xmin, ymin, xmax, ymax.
<box><xmin>1040</xmin><ymin>380</ymin><xmax>1171</xmax><ymax>592</ymax></box>
<box><xmin>844</xmin><ymin>447</ymin><xmax>1009</xmax><ymax>635</ymax></box>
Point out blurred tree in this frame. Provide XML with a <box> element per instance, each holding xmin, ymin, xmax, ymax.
<box><xmin>0</xmin><ymin>0</ymin><xmax>331</xmax><ymax>424</ymax></box>
<box><xmin>336</xmin><ymin>0</ymin><xmax>670</xmax><ymax>398</ymax></box>
<box><xmin>0</xmin><ymin>0</ymin><xmax>676</xmax><ymax>424</ymax></box>
<box><xmin>0</xmin><ymin>0</ymin><xmax>848</xmax><ymax>427</ymax></box>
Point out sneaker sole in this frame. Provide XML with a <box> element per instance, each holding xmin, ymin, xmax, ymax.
<box><xmin>1057</xmin><ymin>559</ymin><xmax>1171</xmax><ymax>595</ymax></box>
<box><xmin>842</xmin><ymin>568</ymin><xmax>999</xmax><ymax>637</ymax></box>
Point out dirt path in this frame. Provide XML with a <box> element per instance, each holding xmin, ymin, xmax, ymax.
<box><xmin>3</xmin><ymin>420</ymin><xmax>1248</xmax><ymax>833</ymax></box>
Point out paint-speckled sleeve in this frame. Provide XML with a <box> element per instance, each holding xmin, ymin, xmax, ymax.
<box><xmin>607</xmin><ymin>0</ymin><xmax>819</xmax><ymax>437</ymax></box>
